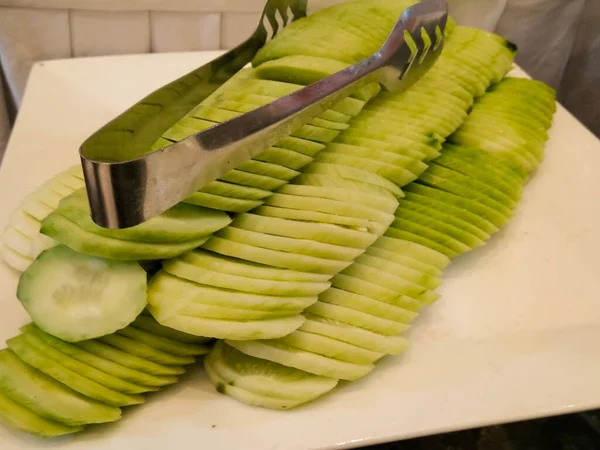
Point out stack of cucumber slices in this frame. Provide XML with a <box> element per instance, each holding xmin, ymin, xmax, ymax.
<box><xmin>0</xmin><ymin>0</ymin><xmax>557</xmax><ymax>439</ymax></box>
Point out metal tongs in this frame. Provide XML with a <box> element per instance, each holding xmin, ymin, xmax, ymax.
<box><xmin>80</xmin><ymin>0</ymin><xmax>449</xmax><ymax>229</ymax></box>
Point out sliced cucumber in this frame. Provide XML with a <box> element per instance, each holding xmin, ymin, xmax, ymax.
<box><xmin>41</xmin><ymin>213</ymin><xmax>210</xmax><ymax>261</ymax></box>
<box><xmin>17</xmin><ymin>245</ymin><xmax>147</xmax><ymax>342</ymax></box>
<box><xmin>0</xmin><ymin>349</ymin><xmax>121</xmax><ymax>426</ymax></box>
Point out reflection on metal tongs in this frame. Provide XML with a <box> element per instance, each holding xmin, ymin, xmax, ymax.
<box><xmin>79</xmin><ymin>0</ymin><xmax>448</xmax><ymax>229</ymax></box>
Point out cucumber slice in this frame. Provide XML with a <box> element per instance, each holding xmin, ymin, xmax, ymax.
<box><xmin>42</xmin><ymin>213</ymin><xmax>210</xmax><ymax>261</ymax></box>
<box><xmin>6</xmin><ymin>335</ymin><xmax>144</xmax><ymax>407</ymax></box>
<box><xmin>219</xmin><ymin>169</ymin><xmax>287</xmax><ymax>191</ymax></box>
<box><xmin>151</xmin><ymin>313</ymin><xmax>305</xmax><ymax>341</ymax></box>
<box><xmin>75</xmin><ymin>340</ymin><xmax>183</xmax><ymax>378</ymax></box>
<box><xmin>0</xmin><ymin>389</ymin><xmax>82</xmax><ymax>438</ymax></box>
<box><xmin>98</xmin><ymin>335</ymin><xmax>194</xmax><ymax>366</ymax></box>
<box><xmin>226</xmin><ymin>340</ymin><xmax>374</xmax><ymax>381</ymax></box>
<box><xmin>0</xmin><ymin>349</ymin><xmax>120</xmax><ymax>426</ymax></box>
<box><xmin>252</xmin><ymin>205</ymin><xmax>381</xmax><ymax>232</ymax></box>
<box><xmin>2</xmin><ymin>226</ymin><xmax>33</xmax><ymax>258</ymax></box>
<box><xmin>305</xmin><ymin>302</ymin><xmax>409</xmax><ymax>336</ymax></box>
<box><xmin>116</xmin><ymin>327</ymin><xmax>211</xmax><ymax>357</ymax></box>
<box><xmin>319</xmin><ymin>288</ymin><xmax>418</xmax><ymax>324</ymax></box>
<box><xmin>58</xmin><ymin>189</ymin><xmax>231</xmax><ymax>243</ymax></box>
<box><xmin>277</xmin><ymin>330</ymin><xmax>385</xmax><ymax>365</ymax></box>
<box><xmin>204</xmin><ymin>237</ymin><xmax>351</xmax><ymax>275</ymax></box>
<box><xmin>278</xmin><ymin>183</ymin><xmax>398</xmax><ymax>212</ymax></box>
<box><xmin>331</xmin><ymin>274</ymin><xmax>425</xmax><ymax>311</ymax></box>
<box><xmin>131</xmin><ymin>315</ymin><xmax>211</xmax><ymax>344</ymax></box>
<box><xmin>206</xmin><ymin>341</ymin><xmax>337</xmax><ymax>404</ymax></box>
<box><xmin>353</xmin><ymin>253</ymin><xmax>441</xmax><ymax>289</ymax></box>
<box><xmin>300</xmin><ymin>315</ymin><xmax>409</xmax><ymax>355</ymax></box>
<box><xmin>180</xmin><ymin>249</ymin><xmax>331</xmax><ymax>282</ymax></box>
<box><xmin>264</xmin><ymin>193</ymin><xmax>394</xmax><ymax>225</ymax></box>
<box><xmin>17</xmin><ymin>245</ymin><xmax>147</xmax><ymax>342</ymax></box>
<box><xmin>32</xmin><ymin>327</ymin><xmax>174</xmax><ymax>387</ymax></box>
<box><xmin>183</xmin><ymin>192</ymin><xmax>261</xmax><ymax>213</ymax></box>
<box><xmin>300</xmin><ymin>162</ymin><xmax>404</xmax><ymax>198</ymax></box>
<box><xmin>232</xmin><ymin>213</ymin><xmax>377</xmax><ymax>248</ymax></box>
<box><xmin>238</xmin><ymin>159</ymin><xmax>301</xmax><ymax>180</ymax></box>
<box><xmin>217</xmin><ymin>227</ymin><xmax>364</xmax><ymax>261</ymax></box>
<box><xmin>169</xmin><ymin>300</ymin><xmax>298</xmax><ymax>321</ymax></box>
<box><xmin>21</xmin><ymin>325</ymin><xmax>154</xmax><ymax>394</ymax></box>
<box><xmin>372</xmin><ymin>236</ymin><xmax>451</xmax><ymax>270</ymax></box>
<box><xmin>1</xmin><ymin>245</ymin><xmax>33</xmax><ymax>272</ymax></box>
<box><xmin>149</xmin><ymin>272</ymin><xmax>317</xmax><ymax>312</ymax></box>
<box><xmin>200</xmin><ymin>180</ymin><xmax>272</xmax><ymax>201</ymax></box>
<box><xmin>385</xmin><ymin>227</ymin><xmax>458</xmax><ymax>258</ymax></box>
<box><xmin>162</xmin><ymin>258</ymin><xmax>330</xmax><ymax>296</ymax></box>
<box><xmin>313</xmin><ymin>152</ymin><xmax>417</xmax><ymax>186</ymax></box>
<box><xmin>365</xmin><ymin>245</ymin><xmax>443</xmax><ymax>277</ymax></box>
<box><xmin>341</xmin><ymin>262</ymin><xmax>434</xmax><ymax>296</ymax></box>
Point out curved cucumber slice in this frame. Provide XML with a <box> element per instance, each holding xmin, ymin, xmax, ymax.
<box><xmin>217</xmin><ymin>227</ymin><xmax>364</xmax><ymax>261</ymax></box>
<box><xmin>58</xmin><ymin>190</ymin><xmax>231</xmax><ymax>243</ymax></box>
<box><xmin>279</xmin><ymin>183</ymin><xmax>398</xmax><ymax>212</ymax></box>
<box><xmin>354</xmin><ymin>253</ymin><xmax>441</xmax><ymax>289</ymax></box>
<box><xmin>41</xmin><ymin>213</ymin><xmax>209</xmax><ymax>261</ymax></box>
<box><xmin>372</xmin><ymin>235</ymin><xmax>451</xmax><ymax>270</ymax></box>
<box><xmin>162</xmin><ymin>259</ymin><xmax>329</xmax><ymax>296</ymax></box>
<box><xmin>264</xmin><ymin>193</ymin><xmax>394</xmax><ymax>225</ymax></box>
<box><xmin>319</xmin><ymin>288</ymin><xmax>418</xmax><ymax>324</ymax></box>
<box><xmin>364</xmin><ymin>245</ymin><xmax>443</xmax><ymax>277</ymax></box>
<box><xmin>277</xmin><ymin>330</ymin><xmax>385</xmax><ymax>365</ymax></box>
<box><xmin>6</xmin><ymin>335</ymin><xmax>144</xmax><ymax>407</ymax></box>
<box><xmin>116</xmin><ymin>327</ymin><xmax>211</xmax><ymax>357</ymax></box>
<box><xmin>219</xmin><ymin>169</ymin><xmax>286</xmax><ymax>191</ymax></box>
<box><xmin>173</xmin><ymin>301</ymin><xmax>298</xmax><ymax>321</ymax></box>
<box><xmin>252</xmin><ymin>205</ymin><xmax>381</xmax><ymax>231</ymax></box>
<box><xmin>203</xmin><ymin>237</ymin><xmax>351</xmax><ymax>275</ymax></box>
<box><xmin>204</xmin><ymin>357</ymin><xmax>303</xmax><ymax>410</ymax></box>
<box><xmin>340</xmin><ymin>263</ymin><xmax>430</xmax><ymax>298</ymax></box>
<box><xmin>98</xmin><ymin>335</ymin><xmax>194</xmax><ymax>366</ymax></box>
<box><xmin>200</xmin><ymin>180</ymin><xmax>272</xmax><ymax>201</ymax></box>
<box><xmin>237</xmin><ymin>159</ymin><xmax>301</xmax><ymax>180</ymax></box>
<box><xmin>226</xmin><ymin>340</ymin><xmax>373</xmax><ymax>381</ymax></box>
<box><xmin>149</xmin><ymin>272</ymin><xmax>317</xmax><ymax>312</ymax></box>
<box><xmin>300</xmin><ymin>316</ymin><xmax>409</xmax><ymax>355</ymax></box>
<box><xmin>180</xmin><ymin>249</ymin><xmax>331</xmax><ymax>282</ymax></box>
<box><xmin>183</xmin><ymin>191</ymin><xmax>261</xmax><ymax>213</ymax></box>
<box><xmin>206</xmin><ymin>341</ymin><xmax>337</xmax><ymax>404</ymax></box>
<box><xmin>17</xmin><ymin>245</ymin><xmax>147</xmax><ymax>342</ymax></box>
<box><xmin>0</xmin><ymin>349</ymin><xmax>120</xmax><ymax>426</ymax></box>
<box><xmin>131</xmin><ymin>315</ymin><xmax>211</xmax><ymax>344</ymax></box>
<box><xmin>75</xmin><ymin>340</ymin><xmax>182</xmax><ymax>378</ymax></box>
<box><xmin>305</xmin><ymin>302</ymin><xmax>409</xmax><ymax>336</ymax></box>
<box><xmin>232</xmin><ymin>213</ymin><xmax>377</xmax><ymax>248</ymax></box>
<box><xmin>151</xmin><ymin>313</ymin><xmax>305</xmax><ymax>340</ymax></box>
<box><xmin>21</xmin><ymin>325</ymin><xmax>153</xmax><ymax>394</ymax></box>
<box><xmin>0</xmin><ymin>389</ymin><xmax>82</xmax><ymax>438</ymax></box>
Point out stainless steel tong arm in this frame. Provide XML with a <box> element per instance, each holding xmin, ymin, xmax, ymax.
<box><xmin>81</xmin><ymin>0</ymin><xmax>448</xmax><ymax>229</ymax></box>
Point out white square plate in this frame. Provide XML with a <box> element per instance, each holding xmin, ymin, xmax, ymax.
<box><xmin>1</xmin><ymin>52</ymin><xmax>600</xmax><ymax>450</ymax></box>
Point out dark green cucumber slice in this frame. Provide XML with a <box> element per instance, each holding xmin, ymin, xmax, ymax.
<box><xmin>0</xmin><ymin>389</ymin><xmax>82</xmax><ymax>438</ymax></box>
<box><xmin>58</xmin><ymin>189</ymin><xmax>231</xmax><ymax>243</ymax></box>
<box><xmin>0</xmin><ymin>349</ymin><xmax>120</xmax><ymax>426</ymax></box>
<box><xmin>116</xmin><ymin>327</ymin><xmax>210</xmax><ymax>357</ymax></box>
<box><xmin>6</xmin><ymin>334</ymin><xmax>144</xmax><ymax>407</ymax></box>
<box><xmin>17</xmin><ymin>245</ymin><xmax>147</xmax><ymax>342</ymax></box>
<box><xmin>41</xmin><ymin>214</ymin><xmax>209</xmax><ymax>261</ymax></box>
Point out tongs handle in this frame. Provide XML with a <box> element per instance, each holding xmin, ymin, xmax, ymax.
<box><xmin>82</xmin><ymin>0</ymin><xmax>448</xmax><ymax>229</ymax></box>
